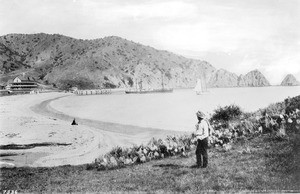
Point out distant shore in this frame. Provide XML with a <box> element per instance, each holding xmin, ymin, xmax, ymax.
<box><xmin>0</xmin><ymin>92</ymin><xmax>179</xmax><ymax>167</ymax></box>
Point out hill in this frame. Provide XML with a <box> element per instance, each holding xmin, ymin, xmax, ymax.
<box><xmin>281</xmin><ymin>74</ymin><xmax>300</xmax><ymax>86</ymax></box>
<box><xmin>239</xmin><ymin>70</ymin><xmax>270</xmax><ymax>87</ymax></box>
<box><xmin>208</xmin><ymin>69</ymin><xmax>270</xmax><ymax>87</ymax></box>
<box><xmin>0</xmin><ymin>33</ymin><xmax>215</xmax><ymax>89</ymax></box>
<box><xmin>207</xmin><ymin>69</ymin><xmax>238</xmax><ymax>87</ymax></box>
<box><xmin>0</xmin><ymin>33</ymin><xmax>273</xmax><ymax>89</ymax></box>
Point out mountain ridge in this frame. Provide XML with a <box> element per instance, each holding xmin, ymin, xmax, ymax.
<box><xmin>0</xmin><ymin>33</ymin><xmax>271</xmax><ymax>89</ymax></box>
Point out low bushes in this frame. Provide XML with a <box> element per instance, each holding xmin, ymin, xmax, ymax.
<box><xmin>257</xmin><ymin>95</ymin><xmax>300</xmax><ymax>135</ymax></box>
<box><xmin>93</xmin><ymin>95</ymin><xmax>300</xmax><ymax>171</ymax></box>
<box><xmin>93</xmin><ymin>118</ymin><xmax>262</xmax><ymax>170</ymax></box>
<box><xmin>285</xmin><ymin>95</ymin><xmax>300</xmax><ymax>115</ymax></box>
<box><xmin>94</xmin><ymin>135</ymin><xmax>194</xmax><ymax>170</ymax></box>
<box><xmin>210</xmin><ymin>104</ymin><xmax>243</xmax><ymax>122</ymax></box>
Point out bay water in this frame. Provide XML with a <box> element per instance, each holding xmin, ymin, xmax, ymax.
<box><xmin>50</xmin><ymin>86</ymin><xmax>300</xmax><ymax>132</ymax></box>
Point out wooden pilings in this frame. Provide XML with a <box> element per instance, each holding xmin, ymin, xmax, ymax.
<box><xmin>74</xmin><ymin>89</ymin><xmax>112</xmax><ymax>95</ymax></box>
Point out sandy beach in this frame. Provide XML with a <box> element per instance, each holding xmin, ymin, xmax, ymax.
<box><xmin>0</xmin><ymin>92</ymin><xmax>178</xmax><ymax>167</ymax></box>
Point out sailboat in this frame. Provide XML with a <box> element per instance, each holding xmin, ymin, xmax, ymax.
<box><xmin>194</xmin><ymin>77</ymin><xmax>208</xmax><ymax>95</ymax></box>
<box><xmin>194</xmin><ymin>79</ymin><xmax>203</xmax><ymax>95</ymax></box>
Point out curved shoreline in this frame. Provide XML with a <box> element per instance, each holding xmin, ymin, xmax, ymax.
<box><xmin>28</xmin><ymin>93</ymin><xmax>182</xmax><ymax>167</ymax></box>
<box><xmin>31</xmin><ymin>94</ymin><xmax>181</xmax><ymax>137</ymax></box>
<box><xmin>0</xmin><ymin>92</ymin><xmax>183</xmax><ymax>167</ymax></box>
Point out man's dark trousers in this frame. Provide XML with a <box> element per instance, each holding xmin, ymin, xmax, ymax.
<box><xmin>196</xmin><ymin>138</ymin><xmax>208</xmax><ymax>167</ymax></box>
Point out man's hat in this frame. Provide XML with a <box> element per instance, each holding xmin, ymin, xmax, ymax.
<box><xmin>196</xmin><ymin>111</ymin><xmax>205</xmax><ymax>118</ymax></box>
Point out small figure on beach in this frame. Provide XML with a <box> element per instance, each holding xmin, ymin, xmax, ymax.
<box><xmin>71</xmin><ymin>118</ymin><xmax>78</xmax><ymax>125</ymax></box>
<box><xmin>194</xmin><ymin>110</ymin><xmax>209</xmax><ymax>168</ymax></box>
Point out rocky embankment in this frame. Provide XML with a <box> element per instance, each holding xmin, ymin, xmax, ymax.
<box><xmin>281</xmin><ymin>74</ymin><xmax>300</xmax><ymax>86</ymax></box>
<box><xmin>208</xmin><ymin>69</ymin><xmax>270</xmax><ymax>87</ymax></box>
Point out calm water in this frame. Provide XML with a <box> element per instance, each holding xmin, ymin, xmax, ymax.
<box><xmin>51</xmin><ymin>86</ymin><xmax>300</xmax><ymax>132</ymax></box>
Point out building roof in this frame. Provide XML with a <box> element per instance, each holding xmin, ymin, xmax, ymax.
<box><xmin>13</xmin><ymin>75</ymin><xmax>36</xmax><ymax>83</ymax></box>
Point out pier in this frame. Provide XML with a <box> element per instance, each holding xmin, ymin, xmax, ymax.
<box><xmin>74</xmin><ymin>88</ymin><xmax>126</xmax><ymax>95</ymax></box>
<box><xmin>75</xmin><ymin>89</ymin><xmax>112</xmax><ymax>95</ymax></box>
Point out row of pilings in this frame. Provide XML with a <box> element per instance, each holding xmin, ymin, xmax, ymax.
<box><xmin>74</xmin><ymin>89</ymin><xmax>112</xmax><ymax>95</ymax></box>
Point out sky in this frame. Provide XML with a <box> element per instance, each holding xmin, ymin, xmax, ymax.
<box><xmin>0</xmin><ymin>0</ymin><xmax>300</xmax><ymax>84</ymax></box>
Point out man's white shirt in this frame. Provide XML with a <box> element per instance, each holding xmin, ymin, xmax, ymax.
<box><xmin>195</xmin><ymin>120</ymin><xmax>209</xmax><ymax>140</ymax></box>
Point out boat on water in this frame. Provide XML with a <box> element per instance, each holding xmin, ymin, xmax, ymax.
<box><xmin>194</xmin><ymin>79</ymin><xmax>203</xmax><ymax>95</ymax></box>
<box><xmin>125</xmin><ymin>88</ymin><xmax>173</xmax><ymax>94</ymax></box>
<box><xmin>194</xmin><ymin>77</ymin><xmax>208</xmax><ymax>95</ymax></box>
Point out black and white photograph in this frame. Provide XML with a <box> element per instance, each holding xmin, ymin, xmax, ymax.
<box><xmin>0</xmin><ymin>0</ymin><xmax>299</xmax><ymax>193</ymax></box>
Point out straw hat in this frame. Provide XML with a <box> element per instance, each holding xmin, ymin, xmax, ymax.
<box><xmin>196</xmin><ymin>111</ymin><xmax>205</xmax><ymax>118</ymax></box>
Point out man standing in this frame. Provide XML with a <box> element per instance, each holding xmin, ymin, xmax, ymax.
<box><xmin>194</xmin><ymin>111</ymin><xmax>209</xmax><ymax>168</ymax></box>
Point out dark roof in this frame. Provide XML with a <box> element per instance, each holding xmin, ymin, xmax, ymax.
<box><xmin>14</xmin><ymin>75</ymin><xmax>36</xmax><ymax>82</ymax></box>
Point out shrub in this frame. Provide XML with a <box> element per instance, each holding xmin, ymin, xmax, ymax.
<box><xmin>258</xmin><ymin>95</ymin><xmax>300</xmax><ymax>115</ymax></box>
<box><xmin>211</xmin><ymin>104</ymin><xmax>243</xmax><ymax>122</ymax></box>
<box><xmin>285</xmin><ymin>95</ymin><xmax>300</xmax><ymax>114</ymax></box>
<box><xmin>259</xmin><ymin>102</ymin><xmax>285</xmax><ymax>115</ymax></box>
<box><xmin>86</xmin><ymin>163</ymin><xmax>96</xmax><ymax>170</ymax></box>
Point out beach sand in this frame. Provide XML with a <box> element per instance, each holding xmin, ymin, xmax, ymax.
<box><xmin>0</xmin><ymin>92</ymin><xmax>179</xmax><ymax>167</ymax></box>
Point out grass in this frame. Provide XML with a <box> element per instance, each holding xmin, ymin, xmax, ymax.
<box><xmin>1</xmin><ymin>132</ymin><xmax>299</xmax><ymax>192</ymax></box>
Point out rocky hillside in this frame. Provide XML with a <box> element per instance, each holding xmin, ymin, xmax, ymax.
<box><xmin>208</xmin><ymin>69</ymin><xmax>270</xmax><ymax>87</ymax></box>
<box><xmin>280</xmin><ymin>74</ymin><xmax>300</xmax><ymax>86</ymax></box>
<box><xmin>240</xmin><ymin>70</ymin><xmax>270</xmax><ymax>87</ymax></box>
<box><xmin>207</xmin><ymin>69</ymin><xmax>238</xmax><ymax>87</ymax></box>
<box><xmin>0</xmin><ymin>33</ymin><xmax>273</xmax><ymax>89</ymax></box>
<box><xmin>0</xmin><ymin>33</ymin><xmax>216</xmax><ymax>89</ymax></box>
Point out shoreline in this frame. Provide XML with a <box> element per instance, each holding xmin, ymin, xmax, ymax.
<box><xmin>0</xmin><ymin>92</ymin><xmax>181</xmax><ymax>167</ymax></box>
<box><xmin>31</xmin><ymin>94</ymin><xmax>179</xmax><ymax>136</ymax></box>
<box><xmin>4</xmin><ymin>86</ymin><xmax>297</xmax><ymax>167</ymax></box>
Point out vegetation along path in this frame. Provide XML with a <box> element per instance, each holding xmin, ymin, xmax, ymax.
<box><xmin>1</xmin><ymin>95</ymin><xmax>300</xmax><ymax>192</ymax></box>
<box><xmin>1</xmin><ymin>132</ymin><xmax>299</xmax><ymax>192</ymax></box>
